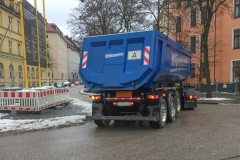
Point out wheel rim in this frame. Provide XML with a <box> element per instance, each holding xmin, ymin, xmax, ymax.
<box><xmin>176</xmin><ymin>97</ymin><xmax>181</xmax><ymax>112</ymax></box>
<box><xmin>161</xmin><ymin>102</ymin><xmax>167</xmax><ymax>122</ymax></box>
<box><xmin>170</xmin><ymin>97</ymin><xmax>176</xmax><ymax>118</ymax></box>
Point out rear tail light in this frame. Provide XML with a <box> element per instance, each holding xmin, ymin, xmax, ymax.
<box><xmin>147</xmin><ymin>94</ymin><xmax>159</xmax><ymax>100</ymax></box>
<box><xmin>162</xmin><ymin>93</ymin><xmax>166</xmax><ymax>97</ymax></box>
<box><xmin>91</xmin><ymin>95</ymin><xmax>102</xmax><ymax>100</ymax></box>
<box><xmin>188</xmin><ymin>95</ymin><xmax>197</xmax><ymax>99</ymax></box>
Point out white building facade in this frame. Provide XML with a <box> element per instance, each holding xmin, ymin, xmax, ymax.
<box><xmin>46</xmin><ymin>23</ymin><xmax>68</xmax><ymax>82</ymax></box>
<box><xmin>64</xmin><ymin>36</ymin><xmax>80</xmax><ymax>82</ymax></box>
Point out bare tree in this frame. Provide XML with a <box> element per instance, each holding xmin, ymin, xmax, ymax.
<box><xmin>141</xmin><ymin>0</ymin><xmax>169</xmax><ymax>32</ymax></box>
<box><xmin>47</xmin><ymin>41</ymin><xmax>56</xmax><ymax>70</ymax></box>
<box><xmin>67</xmin><ymin>0</ymin><xmax>150</xmax><ymax>40</ymax></box>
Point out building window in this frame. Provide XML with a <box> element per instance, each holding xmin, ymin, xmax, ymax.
<box><xmin>190</xmin><ymin>36</ymin><xmax>196</xmax><ymax>53</ymax></box>
<box><xmin>0</xmin><ymin>11</ymin><xmax>2</xmax><ymax>26</ymax></box>
<box><xmin>61</xmin><ymin>73</ymin><xmax>64</xmax><ymax>79</ymax></box>
<box><xmin>0</xmin><ymin>38</ymin><xmax>2</xmax><ymax>51</ymax></box>
<box><xmin>8</xmin><ymin>40</ymin><xmax>12</xmax><ymax>53</ymax></box>
<box><xmin>27</xmin><ymin>67</ymin><xmax>30</xmax><ymax>78</ymax></box>
<box><xmin>17</xmin><ymin>21</ymin><xmax>20</xmax><ymax>34</ymax></box>
<box><xmin>200</xmin><ymin>34</ymin><xmax>203</xmax><ymax>52</ymax></box>
<box><xmin>5</xmin><ymin>0</ymin><xmax>9</xmax><ymax>6</ymax></box>
<box><xmin>176</xmin><ymin>16</ymin><xmax>181</xmax><ymax>33</ymax></box>
<box><xmin>18</xmin><ymin>66</ymin><xmax>22</xmax><ymax>78</ymax></box>
<box><xmin>15</xmin><ymin>2</ymin><xmax>18</xmax><ymax>11</ymax></box>
<box><xmin>9</xmin><ymin>65</ymin><xmax>13</xmax><ymax>78</ymax></box>
<box><xmin>176</xmin><ymin>0</ymin><xmax>181</xmax><ymax>8</ymax></box>
<box><xmin>201</xmin><ymin>6</ymin><xmax>207</xmax><ymax>24</ymax></box>
<box><xmin>31</xmin><ymin>68</ymin><xmax>35</xmax><ymax>79</ymax></box>
<box><xmin>190</xmin><ymin>8</ymin><xmax>196</xmax><ymax>27</ymax></box>
<box><xmin>0</xmin><ymin>63</ymin><xmax>3</xmax><ymax>77</ymax></box>
<box><xmin>234</xmin><ymin>29</ymin><xmax>240</xmax><ymax>49</ymax></box>
<box><xmin>186</xmin><ymin>0</ymin><xmax>192</xmax><ymax>6</ymax></box>
<box><xmin>36</xmin><ymin>68</ymin><xmax>38</xmax><ymax>79</ymax></box>
<box><xmin>8</xmin><ymin>16</ymin><xmax>12</xmax><ymax>30</ymax></box>
<box><xmin>190</xmin><ymin>63</ymin><xmax>196</xmax><ymax>78</ymax></box>
<box><xmin>52</xmin><ymin>73</ymin><xmax>54</xmax><ymax>78</ymax></box>
<box><xmin>235</xmin><ymin>0</ymin><xmax>240</xmax><ymax>18</ymax></box>
<box><xmin>18</xmin><ymin>43</ymin><xmax>21</xmax><ymax>55</ymax></box>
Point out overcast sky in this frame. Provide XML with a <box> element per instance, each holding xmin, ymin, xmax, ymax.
<box><xmin>27</xmin><ymin>0</ymin><xmax>80</xmax><ymax>37</ymax></box>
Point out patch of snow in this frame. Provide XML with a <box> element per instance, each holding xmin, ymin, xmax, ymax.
<box><xmin>198</xmin><ymin>98</ymin><xmax>233</xmax><ymax>101</ymax></box>
<box><xmin>0</xmin><ymin>97</ymin><xmax>92</xmax><ymax>133</ymax></box>
<box><xmin>219</xmin><ymin>103</ymin><xmax>240</xmax><ymax>105</ymax></box>
<box><xmin>0</xmin><ymin>115</ymin><xmax>86</xmax><ymax>133</ymax></box>
<box><xmin>0</xmin><ymin>113</ymin><xmax>9</xmax><ymax>118</ymax></box>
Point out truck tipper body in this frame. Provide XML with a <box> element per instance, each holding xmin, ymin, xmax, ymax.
<box><xmin>80</xmin><ymin>30</ymin><xmax>197</xmax><ymax>129</ymax></box>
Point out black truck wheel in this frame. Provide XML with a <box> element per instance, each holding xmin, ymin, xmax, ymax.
<box><xmin>167</xmin><ymin>92</ymin><xmax>176</xmax><ymax>123</ymax></box>
<box><xmin>94</xmin><ymin>120</ymin><xmax>111</xmax><ymax>127</ymax></box>
<box><xmin>150</xmin><ymin>96</ymin><xmax>167</xmax><ymax>129</ymax></box>
<box><xmin>174</xmin><ymin>91</ymin><xmax>181</xmax><ymax>118</ymax></box>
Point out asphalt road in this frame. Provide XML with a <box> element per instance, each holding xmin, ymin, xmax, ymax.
<box><xmin>69</xmin><ymin>85</ymin><xmax>91</xmax><ymax>102</ymax></box>
<box><xmin>1</xmin><ymin>104</ymin><xmax>240</xmax><ymax>160</ymax></box>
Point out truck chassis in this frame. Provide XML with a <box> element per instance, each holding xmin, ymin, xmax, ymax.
<box><xmin>86</xmin><ymin>85</ymin><xmax>197</xmax><ymax>129</ymax></box>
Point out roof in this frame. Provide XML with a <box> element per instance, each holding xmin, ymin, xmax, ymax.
<box><xmin>46</xmin><ymin>23</ymin><xmax>55</xmax><ymax>32</ymax></box>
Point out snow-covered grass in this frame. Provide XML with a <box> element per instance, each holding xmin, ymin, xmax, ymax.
<box><xmin>0</xmin><ymin>98</ymin><xmax>92</xmax><ymax>133</ymax></box>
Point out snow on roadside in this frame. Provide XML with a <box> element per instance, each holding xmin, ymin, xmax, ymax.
<box><xmin>0</xmin><ymin>98</ymin><xmax>92</xmax><ymax>133</ymax></box>
<box><xmin>197</xmin><ymin>98</ymin><xmax>233</xmax><ymax>101</ymax></box>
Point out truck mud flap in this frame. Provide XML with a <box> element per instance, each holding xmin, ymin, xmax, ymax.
<box><xmin>85</xmin><ymin>115</ymin><xmax>157</xmax><ymax>121</ymax></box>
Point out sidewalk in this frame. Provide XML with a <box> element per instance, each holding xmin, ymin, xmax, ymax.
<box><xmin>197</xmin><ymin>92</ymin><xmax>240</xmax><ymax>105</ymax></box>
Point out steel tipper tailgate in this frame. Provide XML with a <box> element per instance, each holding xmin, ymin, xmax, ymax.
<box><xmin>79</xmin><ymin>30</ymin><xmax>192</xmax><ymax>91</ymax></box>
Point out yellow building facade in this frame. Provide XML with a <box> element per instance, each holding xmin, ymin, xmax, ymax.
<box><xmin>0</xmin><ymin>0</ymin><xmax>40</xmax><ymax>88</ymax></box>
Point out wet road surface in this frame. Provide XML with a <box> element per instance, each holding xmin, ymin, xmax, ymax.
<box><xmin>1</xmin><ymin>104</ymin><xmax>240</xmax><ymax>160</ymax></box>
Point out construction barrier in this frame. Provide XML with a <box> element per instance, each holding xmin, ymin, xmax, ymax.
<box><xmin>0</xmin><ymin>87</ymin><xmax>69</xmax><ymax>112</ymax></box>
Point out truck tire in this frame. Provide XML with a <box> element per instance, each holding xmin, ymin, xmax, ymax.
<box><xmin>94</xmin><ymin>120</ymin><xmax>111</xmax><ymax>127</ymax></box>
<box><xmin>167</xmin><ymin>92</ymin><xmax>176</xmax><ymax>123</ymax></box>
<box><xmin>174</xmin><ymin>91</ymin><xmax>181</xmax><ymax>118</ymax></box>
<box><xmin>149</xmin><ymin>96</ymin><xmax>167</xmax><ymax>129</ymax></box>
<box><xmin>94</xmin><ymin>103</ymin><xmax>111</xmax><ymax>127</ymax></box>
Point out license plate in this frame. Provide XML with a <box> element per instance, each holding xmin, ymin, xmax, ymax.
<box><xmin>116</xmin><ymin>91</ymin><xmax>132</xmax><ymax>98</ymax></box>
<box><xmin>117</xmin><ymin>102</ymin><xmax>131</xmax><ymax>106</ymax></box>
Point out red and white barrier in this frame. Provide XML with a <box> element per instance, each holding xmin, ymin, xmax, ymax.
<box><xmin>0</xmin><ymin>87</ymin><xmax>69</xmax><ymax>112</ymax></box>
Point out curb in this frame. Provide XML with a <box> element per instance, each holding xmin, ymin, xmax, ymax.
<box><xmin>197</xmin><ymin>101</ymin><xmax>219</xmax><ymax>104</ymax></box>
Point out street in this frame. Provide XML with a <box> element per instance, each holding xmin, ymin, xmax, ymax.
<box><xmin>0</xmin><ymin>86</ymin><xmax>240</xmax><ymax>159</ymax></box>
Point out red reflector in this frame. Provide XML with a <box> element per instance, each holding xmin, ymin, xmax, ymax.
<box><xmin>162</xmin><ymin>93</ymin><xmax>166</xmax><ymax>97</ymax></box>
<box><xmin>130</xmin><ymin>102</ymin><xmax>134</xmax><ymax>106</ymax></box>
<box><xmin>147</xmin><ymin>94</ymin><xmax>159</xmax><ymax>100</ymax></box>
<box><xmin>113</xmin><ymin>102</ymin><xmax>116</xmax><ymax>106</ymax></box>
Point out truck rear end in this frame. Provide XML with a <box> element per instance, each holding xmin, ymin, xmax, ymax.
<box><xmin>79</xmin><ymin>30</ymin><xmax>197</xmax><ymax>129</ymax></box>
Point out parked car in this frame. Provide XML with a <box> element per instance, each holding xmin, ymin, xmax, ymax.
<box><xmin>74</xmin><ymin>81</ymin><xmax>80</xmax><ymax>86</ymax></box>
<box><xmin>55</xmin><ymin>82</ymin><xmax>63</xmax><ymax>88</ymax></box>
<box><xmin>42</xmin><ymin>82</ymin><xmax>47</xmax><ymax>87</ymax></box>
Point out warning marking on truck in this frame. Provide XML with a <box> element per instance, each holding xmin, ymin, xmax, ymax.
<box><xmin>128</xmin><ymin>50</ymin><xmax>141</xmax><ymax>60</ymax></box>
<box><xmin>144</xmin><ymin>46</ymin><xmax>150</xmax><ymax>65</ymax></box>
<box><xmin>82</xmin><ymin>51</ymin><xmax>88</xmax><ymax>68</ymax></box>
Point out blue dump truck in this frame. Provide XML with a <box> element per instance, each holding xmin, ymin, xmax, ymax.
<box><xmin>79</xmin><ymin>30</ymin><xmax>197</xmax><ymax>129</ymax></box>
